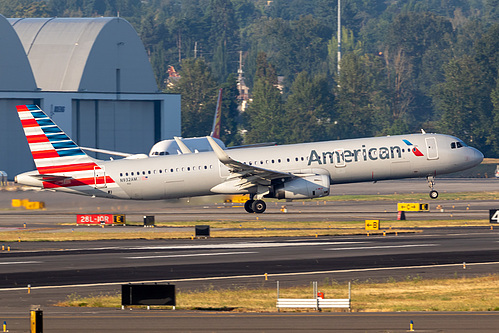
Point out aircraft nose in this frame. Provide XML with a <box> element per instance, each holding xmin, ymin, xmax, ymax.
<box><xmin>470</xmin><ymin>147</ymin><xmax>484</xmax><ymax>166</ymax></box>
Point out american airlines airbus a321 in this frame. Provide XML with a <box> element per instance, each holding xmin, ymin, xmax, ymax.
<box><xmin>15</xmin><ymin>105</ymin><xmax>483</xmax><ymax>213</ymax></box>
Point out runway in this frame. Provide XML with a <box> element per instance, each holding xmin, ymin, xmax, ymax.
<box><xmin>1</xmin><ymin>227</ymin><xmax>498</xmax><ymax>288</ymax></box>
<box><xmin>0</xmin><ymin>178</ymin><xmax>498</xmax><ymax>332</ymax></box>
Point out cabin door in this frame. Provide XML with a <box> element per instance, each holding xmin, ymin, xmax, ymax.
<box><xmin>425</xmin><ymin>137</ymin><xmax>439</xmax><ymax>160</ymax></box>
<box><xmin>94</xmin><ymin>166</ymin><xmax>107</xmax><ymax>188</ymax></box>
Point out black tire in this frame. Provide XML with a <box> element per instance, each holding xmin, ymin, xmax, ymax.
<box><xmin>429</xmin><ymin>190</ymin><xmax>439</xmax><ymax>199</ymax></box>
<box><xmin>244</xmin><ymin>200</ymin><xmax>254</xmax><ymax>213</ymax></box>
<box><xmin>252</xmin><ymin>200</ymin><xmax>266</xmax><ymax>214</ymax></box>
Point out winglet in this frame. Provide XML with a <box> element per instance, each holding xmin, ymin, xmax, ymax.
<box><xmin>207</xmin><ymin>136</ymin><xmax>231</xmax><ymax>164</ymax></box>
<box><xmin>174</xmin><ymin>136</ymin><xmax>192</xmax><ymax>154</ymax></box>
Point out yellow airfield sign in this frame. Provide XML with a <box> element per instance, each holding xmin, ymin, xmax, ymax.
<box><xmin>365</xmin><ymin>220</ymin><xmax>380</xmax><ymax>230</ymax></box>
<box><xmin>397</xmin><ymin>203</ymin><xmax>429</xmax><ymax>212</ymax></box>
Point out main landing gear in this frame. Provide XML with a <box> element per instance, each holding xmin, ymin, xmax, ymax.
<box><xmin>244</xmin><ymin>198</ymin><xmax>267</xmax><ymax>214</ymax></box>
<box><xmin>427</xmin><ymin>175</ymin><xmax>439</xmax><ymax>199</ymax></box>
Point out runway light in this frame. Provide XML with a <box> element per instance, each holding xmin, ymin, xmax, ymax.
<box><xmin>3</xmin><ymin>320</ymin><xmax>6</xmax><ymax>332</ymax></box>
<box><xmin>264</xmin><ymin>273</ymin><xmax>268</xmax><ymax>281</ymax></box>
<box><xmin>383</xmin><ymin>231</ymin><xmax>386</xmax><ymax>236</ymax></box>
<box><xmin>28</xmin><ymin>284</ymin><xmax>31</xmax><ymax>294</ymax></box>
<box><xmin>463</xmin><ymin>262</ymin><xmax>466</xmax><ymax>269</ymax></box>
<box><xmin>409</xmin><ymin>320</ymin><xmax>414</xmax><ymax>331</ymax></box>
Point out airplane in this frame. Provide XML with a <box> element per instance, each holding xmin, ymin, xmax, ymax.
<box><xmin>14</xmin><ymin>105</ymin><xmax>484</xmax><ymax>213</ymax></box>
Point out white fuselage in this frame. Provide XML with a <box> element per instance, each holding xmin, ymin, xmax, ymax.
<box><xmin>18</xmin><ymin>133</ymin><xmax>481</xmax><ymax>200</ymax></box>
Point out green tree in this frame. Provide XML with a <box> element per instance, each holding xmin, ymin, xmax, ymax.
<box><xmin>219</xmin><ymin>74</ymin><xmax>243</xmax><ymax>146</ymax></box>
<box><xmin>433</xmin><ymin>56</ymin><xmax>492</xmax><ymax>153</ymax></box>
<box><xmin>169</xmin><ymin>58</ymin><xmax>218</xmax><ymax>138</ymax></box>
<box><xmin>244</xmin><ymin>52</ymin><xmax>285</xmax><ymax>144</ymax></box>
<box><xmin>283</xmin><ymin>71</ymin><xmax>335</xmax><ymax>143</ymax></box>
<box><xmin>207</xmin><ymin>0</ymin><xmax>239</xmax><ymax>82</ymax></box>
<box><xmin>335</xmin><ymin>53</ymin><xmax>390</xmax><ymax>138</ymax></box>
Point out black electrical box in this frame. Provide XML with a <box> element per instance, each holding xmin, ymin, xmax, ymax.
<box><xmin>143</xmin><ymin>215</ymin><xmax>155</xmax><ymax>226</ymax></box>
<box><xmin>122</xmin><ymin>284</ymin><xmax>175</xmax><ymax>306</ymax></box>
<box><xmin>195</xmin><ymin>225</ymin><xmax>210</xmax><ymax>237</ymax></box>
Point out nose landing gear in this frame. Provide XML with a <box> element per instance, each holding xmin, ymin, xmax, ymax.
<box><xmin>427</xmin><ymin>175</ymin><xmax>439</xmax><ymax>199</ymax></box>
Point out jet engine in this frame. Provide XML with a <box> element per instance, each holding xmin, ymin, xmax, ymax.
<box><xmin>273</xmin><ymin>175</ymin><xmax>330</xmax><ymax>199</ymax></box>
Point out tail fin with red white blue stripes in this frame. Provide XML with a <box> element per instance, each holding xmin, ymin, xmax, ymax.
<box><xmin>16</xmin><ymin>105</ymin><xmax>114</xmax><ymax>190</ymax></box>
<box><xmin>16</xmin><ymin>104</ymin><xmax>98</xmax><ymax>174</ymax></box>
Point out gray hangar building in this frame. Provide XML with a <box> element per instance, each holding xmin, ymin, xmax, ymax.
<box><xmin>0</xmin><ymin>14</ymin><xmax>180</xmax><ymax>179</ymax></box>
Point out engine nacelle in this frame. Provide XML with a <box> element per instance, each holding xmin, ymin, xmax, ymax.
<box><xmin>274</xmin><ymin>175</ymin><xmax>330</xmax><ymax>199</ymax></box>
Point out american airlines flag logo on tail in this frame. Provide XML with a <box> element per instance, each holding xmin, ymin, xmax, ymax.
<box><xmin>16</xmin><ymin>105</ymin><xmax>115</xmax><ymax>188</ymax></box>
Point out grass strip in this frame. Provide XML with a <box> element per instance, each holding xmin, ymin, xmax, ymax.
<box><xmin>56</xmin><ymin>274</ymin><xmax>499</xmax><ymax>312</ymax></box>
<box><xmin>0</xmin><ymin>220</ymin><xmax>490</xmax><ymax>242</ymax></box>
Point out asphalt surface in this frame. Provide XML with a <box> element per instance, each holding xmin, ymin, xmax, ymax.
<box><xmin>0</xmin><ymin>178</ymin><xmax>498</xmax><ymax>332</ymax></box>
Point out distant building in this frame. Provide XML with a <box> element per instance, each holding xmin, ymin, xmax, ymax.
<box><xmin>0</xmin><ymin>15</ymin><xmax>180</xmax><ymax>178</ymax></box>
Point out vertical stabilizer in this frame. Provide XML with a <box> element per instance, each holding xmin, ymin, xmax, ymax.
<box><xmin>16</xmin><ymin>105</ymin><xmax>99</xmax><ymax>174</ymax></box>
<box><xmin>210</xmin><ymin>88</ymin><xmax>222</xmax><ymax>139</ymax></box>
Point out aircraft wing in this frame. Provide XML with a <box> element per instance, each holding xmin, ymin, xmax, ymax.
<box><xmin>207</xmin><ymin>136</ymin><xmax>293</xmax><ymax>189</ymax></box>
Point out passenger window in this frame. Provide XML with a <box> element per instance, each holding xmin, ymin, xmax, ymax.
<box><xmin>287</xmin><ymin>158</ymin><xmax>290</xmax><ymax>162</ymax></box>
<box><xmin>125</xmin><ymin>173</ymin><xmax>128</xmax><ymax>176</ymax></box>
<box><xmin>187</xmin><ymin>167</ymin><xmax>190</xmax><ymax>171</ymax></box>
<box><xmin>148</xmin><ymin>171</ymin><xmax>151</xmax><ymax>174</ymax></box>
<box><xmin>120</xmin><ymin>173</ymin><xmax>123</xmax><ymax>177</ymax></box>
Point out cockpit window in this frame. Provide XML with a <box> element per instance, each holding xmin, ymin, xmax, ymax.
<box><xmin>451</xmin><ymin>141</ymin><xmax>467</xmax><ymax>149</ymax></box>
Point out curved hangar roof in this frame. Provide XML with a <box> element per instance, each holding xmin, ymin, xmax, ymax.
<box><xmin>0</xmin><ymin>14</ymin><xmax>37</xmax><ymax>91</ymax></box>
<box><xmin>9</xmin><ymin>17</ymin><xmax>158</xmax><ymax>93</ymax></box>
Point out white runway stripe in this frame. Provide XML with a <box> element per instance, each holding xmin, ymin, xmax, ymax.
<box><xmin>325</xmin><ymin>244</ymin><xmax>438</xmax><ymax>251</ymax></box>
<box><xmin>0</xmin><ymin>261</ymin><xmax>41</xmax><ymax>265</ymax></box>
<box><xmin>126</xmin><ymin>251</ymin><xmax>257</xmax><ymax>259</ymax></box>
